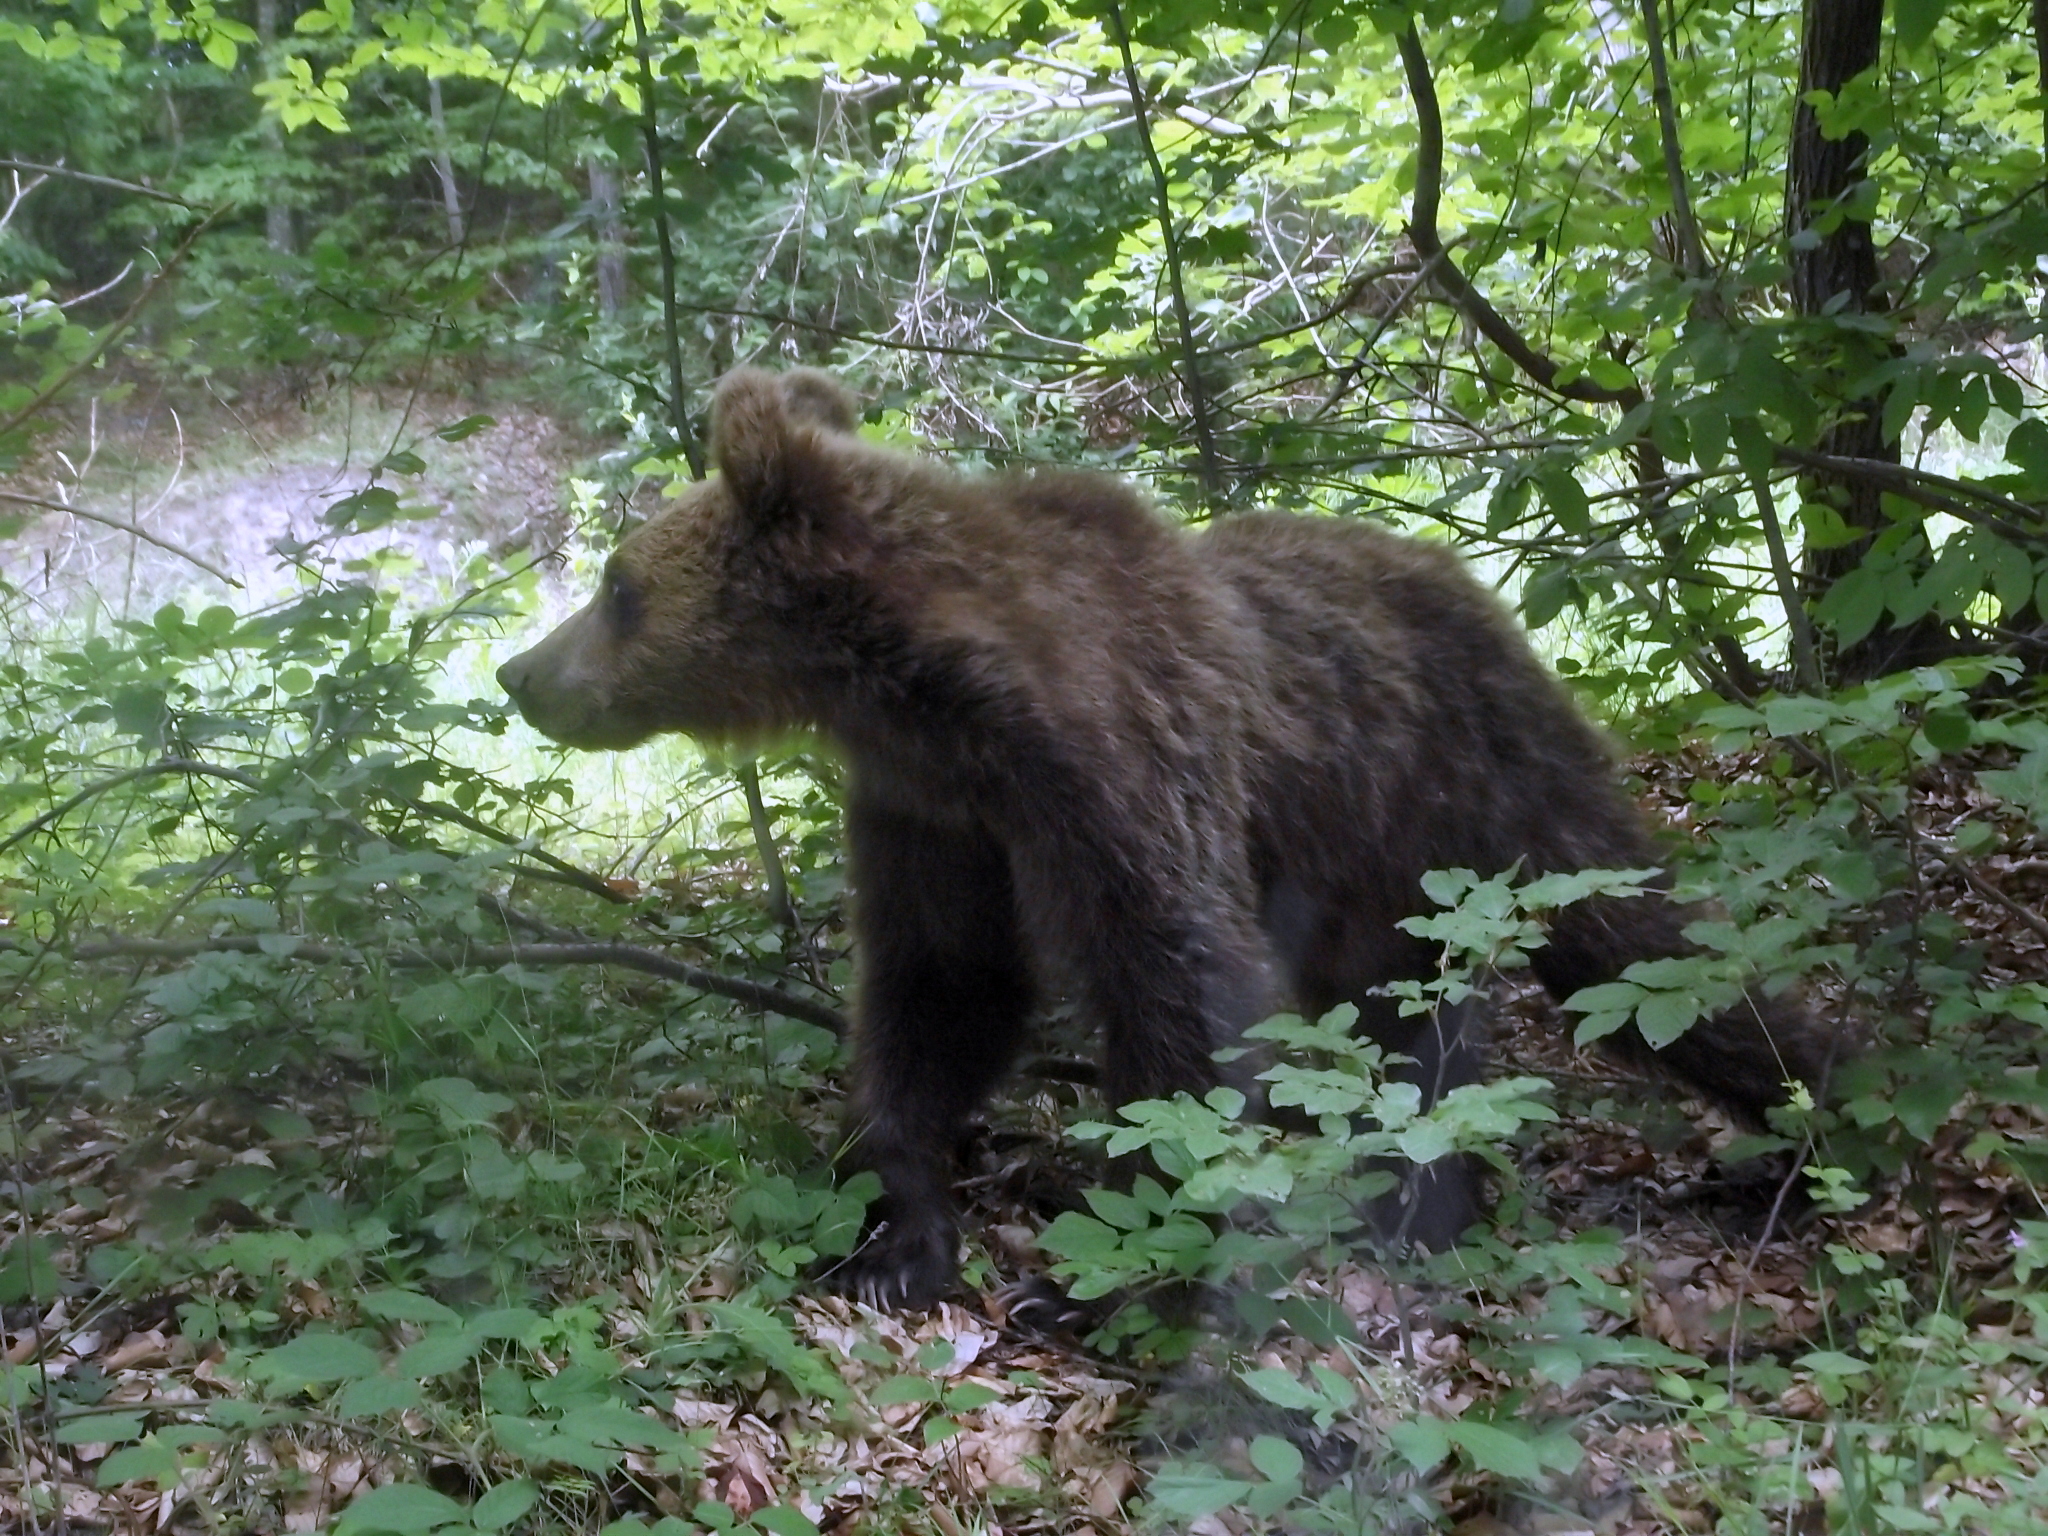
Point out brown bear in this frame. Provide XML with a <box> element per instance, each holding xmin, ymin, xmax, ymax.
<box><xmin>496</xmin><ymin>366</ymin><xmax>1833</xmax><ymax>1310</ymax></box>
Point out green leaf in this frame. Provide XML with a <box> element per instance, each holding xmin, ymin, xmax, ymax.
<box><xmin>334</xmin><ymin>1375</ymin><xmax>426</xmax><ymax>1418</ymax></box>
<box><xmin>54</xmin><ymin>1412</ymin><xmax>145</xmax><ymax>1444</ymax></box>
<box><xmin>1239</xmin><ymin>1366</ymin><xmax>1325</xmax><ymax>1412</ymax></box>
<box><xmin>394</xmin><ymin>1327</ymin><xmax>480</xmax><ymax>1378</ymax></box>
<box><xmin>436</xmin><ymin>414</ymin><xmax>498</xmax><ymax>442</ymax></box>
<box><xmin>256</xmin><ymin>1332</ymin><xmax>384</xmax><ymax>1383</ymax></box>
<box><xmin>417</xmin><ymin>1077</ymin><xmax>516</xmax><ymax>1127</ymax></box>
<box><xmin>472</xmin><ymin>1480</ymin><xmax>539</xmax><ymax>1531</ymax></box>
<box><xmin>1894</xmin><ymin>0</ymin><xmax>1945</xmax><ymax>49</ymax></box>
<box><xmin>753</xmin><ymin>1508</ymin><xmax>821</xmax><ymax>1536</ymax></box>
<box><xmin>1798</xmin><ymin>1350</ymin><xmax>1871</xmax><ymax>1377</ymax></box>
<box><xmin>1248</xmin><ymin>1434</ymin><xmax>1303</xmax><ymax>1483</ymax></box>
<box><xmin>1444</xmin><ymin>1419</ymin><xmax>1544</xmax><ymax>1479</ymax></box>
<box><xmin>97</xmin><ymin>1439</ymin><xmax>182</xmax><ymax>1489</ymax></box>
<box><xmin>1147</xmin><ymin>1460</ymin><xmax>1257</xmax><ymax>1520</ymax></box>
<box><xmin>1386</xmin><ymin>1417</ymin><xmax>1450</xmax><ymax>1472</ymax></box>
<box><xmin>1895</xmin><ymin>1063</ymin><xmax>1966</xmax><ymax>1141</ymax></box>
<box><xmin>1634</xmin><ymin>990</ymin><xmax>1704</xmax><ymax>1049</ymax></box>
<box><xmin>944</xmin><ymin>1381</ymin><xmax>1003</xmax><ymax>1411</ymax></box>
<box><xmin>1815</xmin><ymin>566</ymin><xmax>1886</xmax><ymax>647</ymax></box>
<box><xmin>333</xmin><ymin>1482</ymin><xmax>468</xmax><ymax>1534</ymax></box>
<box><xmin>360</xmin><ymin>1289</ymin><xmax>461</xmax><ymax>1327</ymax></box>
<box><xmin>1922</xmin><ymin>708</ymin><xmax>1973</xmax><ymax>755</ymax></box>
<box><xmin>469</xmin><ymin>1307</ymin><xmax>542</xmax><ymax>1342</ymax></box>
<box><xmin>1760</xmin><ymin>696</ymin><xmax>1836</xmax><ymax>737</ymax></box>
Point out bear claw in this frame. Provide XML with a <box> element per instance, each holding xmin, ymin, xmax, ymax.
<box><xmin>825</xmin><ymin>1219</ymin><xmax>957</xmax><ymax>1312</ymax></box>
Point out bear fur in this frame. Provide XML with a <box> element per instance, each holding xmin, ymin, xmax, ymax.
<box><xmin>496</xmin><ymin>366</ymin><xmax>1835</xmax><ymax>1309</ymax></box>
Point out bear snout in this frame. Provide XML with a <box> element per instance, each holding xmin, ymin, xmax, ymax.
<box><xmin>495</xmin><ymin>653</ymin><xmax>533</xmax><ymax>705</ymax></box>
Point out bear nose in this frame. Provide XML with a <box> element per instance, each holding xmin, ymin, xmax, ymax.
<box><xmin>496</xmin><ymin>655</ymin><xmax>530</xmax><ymax>702</ymax></box>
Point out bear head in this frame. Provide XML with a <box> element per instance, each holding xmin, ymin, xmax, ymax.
<box><xmin>495</xmin><ymin>366</ymin><xmax>864</xmax><ymax>748</ymax></box>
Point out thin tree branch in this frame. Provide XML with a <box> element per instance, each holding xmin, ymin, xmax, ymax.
<box><xmin>0</xmin><ymin>159</ymin><xmax>203</xmax><ymax>209</ymax></box>
<box><xmin>1748</xmin><ymin>470</ymin><xmax>1821</xmax><ymax>691</ymax></box>
<box><xmin>1638</xmin><ymin>0</ymin><xmax>1710</xmax><ymax>277</ymax></box>
<box><xmin>675</xmin><ymin>300</ymin><xmax>1087</xmax><ymax>365</ymax></box>
<box><xmin>1774</xmin><ymin>446</ymin><xmax>2048</xmax><ymax>531</ymax></box>
<box><xmin>1396</xmin><ymin>25</ymin><xmax>1641</xmax><ymax>408</ymax></box>
<box><xmin>626</xmin><ymin>0</ymin><xmax>702</xmax><ymax>478</ymax></box>
<box><xmin>0</xmin><ymin>931</ymin><xmax>850</xmax><ymax>1035</ymax></box>
<box><xmin>0</xmin><ymin>758</ymin><xmax>262</xmax><ymax>860</ymax></box>
<box><xmin>1108</xmin><ymin>2</ymin><xmax>1226</xmax><ymax>498</ymax></box>
<box><xmin>738</xmin><ymin>763</ymin><xmax>798</xmax><ymax>934</ymax></box>
<box><xmin>401</xmin><ymin>795</ymin><xmax>629</xmax><ymax>904</ymax></box>
<box><xmin>0</xmin><ymin>490</ymin><xmax>241</xmax><ymax>588</ymax></box>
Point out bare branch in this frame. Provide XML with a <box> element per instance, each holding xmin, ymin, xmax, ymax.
<box><xmin>738</xmin><ymin>764</ymin><xmax>798</xmax><ymax>934</ymax></box>
<box><xmin>1774</xmin><ymin>446</ymin><xmax>2048</xmax><ymax>534</ymax></box>
<box><xmin>2</xmin><ymin>166</ymin><xmax>48</xmax><ymax>233</ymax></box>
<box><xmin>626</xmin><ymin>0</ymin><xmax>702</xmax><ymax>478</ymax></box>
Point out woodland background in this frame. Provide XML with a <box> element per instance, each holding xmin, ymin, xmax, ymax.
<box><xmin>3</xmin><ymin>0</ymin><xmax>2048</xmax><ymax>1532</ymax></box>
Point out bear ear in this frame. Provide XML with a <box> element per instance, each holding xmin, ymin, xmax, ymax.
<box><xmin>779</xmin><ymin>368</ymin><xmax>860</xmax><ymax>435</ymax></box>
<box><xmin>711</xmin><ymin>367</ymin><xmax>860</xmax><ymax>523</ymax></box>
<box><xmin>711</xmin><ymin>367</ymin><xmax>798</xmax><ymax>519</ymax></box>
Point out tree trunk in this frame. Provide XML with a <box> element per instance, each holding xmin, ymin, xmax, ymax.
<box><xmin>255</xmin><ymin>0</ymin><xmax>293</xmax><ymax>254</ymax></box>
<box><xmin>428</xmin><ymin>77</ymin><xmax>464</xmax><ymax>247</ymax></box>
<box><xmin>588</xmin><ymin>157</ymin><xmax>627</xmax><ymax>317</ymax></box>
<box><xmin>1789</xmin><ymin>0</ymin><xmax>1943</xmax><ymax>679</ymax></box>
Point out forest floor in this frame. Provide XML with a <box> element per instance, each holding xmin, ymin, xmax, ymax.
<box><xmin>3</xmin><ymin>395</ymin><xmax>2045</xmax><ymax>1535</ymax></box>
<box><xmin>7</xmin><ymin>787</ymin><xmax>2042</xmax><ymax>1536</ymax></box>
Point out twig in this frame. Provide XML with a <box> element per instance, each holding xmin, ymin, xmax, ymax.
<box><xmin>0</xmin><ymin>489</ymin><xmax>241</xmax><ymax>588</ymax></box>
<box><xmin>0</xmin><ymin>930</ymin><xmax>851</xmax><ymax>1036</ymax></box>
<box><xmin>1108</xmin><ymin>2</ymin><xmax>1226</xmax><ymax>499</ymax></box>
<box><xmin>1396</xmin><ymin>25</ymin><xmax>1641</xmax><ymax>408</ymax></box>
<box><xmin>1935</xmin><ymin>848</ymin><xmax>2048</xmax><ymax>946</ymax></box>
<box><xmin>1</xmin><ymin>165</ymin><xmax>47</xmax><ymax>236</ymax></box>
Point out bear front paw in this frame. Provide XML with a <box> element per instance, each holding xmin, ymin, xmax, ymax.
<box><xmin>825</xmin><ymin>1215</ymin><xmax>959</xmax><ymax>1311</ymax></box>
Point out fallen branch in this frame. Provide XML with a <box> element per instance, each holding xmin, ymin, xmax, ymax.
<box><xmin>4</xmin><ymin>930</ymin><xmax>850</xmax><ymax>1035</ymax></box>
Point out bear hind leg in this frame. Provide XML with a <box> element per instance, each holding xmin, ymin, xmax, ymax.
<box><xmin>1289</xmin><ymin>902</ymin><xmax>1488</xmax><ymax>1255</ymax></box>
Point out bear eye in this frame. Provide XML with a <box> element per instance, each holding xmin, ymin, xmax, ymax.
<box><xmin>605</xmin><ymin>566</ymin><xmax>644</xmax><ymax>635</ymax></box>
